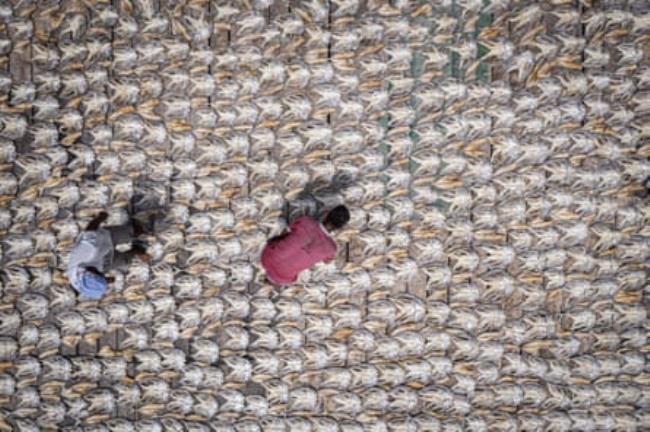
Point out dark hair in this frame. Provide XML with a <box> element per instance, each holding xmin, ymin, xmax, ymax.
<box><xmin>85</xmin><ymin>266</ymin><xmax>101</xmax><ymax>276</ymax></box>
<box><xmin>324</xmin><ymin>205</ymin><xmax>350</xmax><ymax>229</ymax></box>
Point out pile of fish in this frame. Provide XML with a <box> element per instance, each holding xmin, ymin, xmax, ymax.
<box><xmin>0</xmin><ymin>0</ymin><xmax>648</xmax><ymax>430</ymax></box>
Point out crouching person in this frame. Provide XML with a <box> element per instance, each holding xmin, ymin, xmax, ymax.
<box><xmin>67</xmin><ymin>211</ymin><xmax>150</xmax><ymax>299</ymax></box>
<box><xmin>261</xmin><ymin>205</ymin><xmax>350</xmax><ymax>286</ymax></box>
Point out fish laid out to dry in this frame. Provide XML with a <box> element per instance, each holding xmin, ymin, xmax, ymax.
<box><xmin>0</xmin><ymin>0</ymin><xmax>648</xmax><ymax>430</ymax></box>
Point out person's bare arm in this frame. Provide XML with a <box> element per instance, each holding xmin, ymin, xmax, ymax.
<box><xmin>86</xmin><ymin>212</ymin><xmax>109</xmax><ymax>231</ymax></box>
<box><xmin>269</xmin><ymin>231</ymin><xmax>290</xmax><ymax>243</ymax></box>
<box><xmin>269</xmin><ymin>220</ymin><xmax>297</xmax><ymax>243</ymax></box>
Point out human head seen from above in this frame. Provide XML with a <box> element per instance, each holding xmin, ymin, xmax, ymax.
<box><xmin>322</xmin><ymin>205</ymin><xmax>350</xmax><ymax>232</ymax></box>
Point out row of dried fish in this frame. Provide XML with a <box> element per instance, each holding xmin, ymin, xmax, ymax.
<box><xmin>2</xmin><ymin>77</ymin><xmax>648</xmax><ymax>125</ymax></box>
<box><xmin>3</xmin><ymin>67</ymin><xmax>648</xmax><ymax>110</ymax></box>
<box><xmin>3</xmin><ymin>147</ymin><xmax>648</xmax><ymax>193</ymax></box>
<box><xmin>1</xmin><ymin>347</ymin><xmax>647</xmax><ymax>386</ymax></box>
<box><xmin>1</xmin><ymin>306</ymin><xmax>645</xmax><ymax>358</ymax></box>
<box><xmin>1</xmin><ymin>201</ymin><xmax>647</xmax><ymax>246</ymax></box>
<box><xmin>2</xmin><ymin>170</ymin><xmax>648</xmax><ymax>228</ymax></box>
<box><xmin>6</xmin><ymin>408</ymin><xmax>648</xmax><ymax>432</ymax></box>
<box><xmin>0</xmin><ymin>0</ymin><xmax>647</xmax><ymax>429</ymax></box>
<box><xmin>3</xmin><ymin>382</ymin><xmax>649</xmax><ymax>416</ymax></box>
<box><xmin>4</xmin><ymin>4</ymin><xmax>649</xmax><ymax>44</ymax></box>
<box><xmin>1</xmin><ymin>116</ymin><xmax>647</xmax><ymax>162</ymax></box>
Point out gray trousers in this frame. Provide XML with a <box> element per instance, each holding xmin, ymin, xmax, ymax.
<box><xmin>107</xmin><ymin>224</ymin><xmax>137</xmax><ymax>270</ymax></box>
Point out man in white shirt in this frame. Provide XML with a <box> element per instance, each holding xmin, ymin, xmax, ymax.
<box><xmin>67</xmin><ymin>212</ymin><xmax>150</xmax><ymax>299</ymax></box>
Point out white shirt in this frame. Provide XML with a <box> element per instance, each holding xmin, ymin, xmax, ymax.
<box><xmin>67</xmin><ymin>229</ymin><xmax>114</xmax><ymax>291</ymax></box>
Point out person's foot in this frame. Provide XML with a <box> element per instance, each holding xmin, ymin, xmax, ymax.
<box><xmin>132</xmin><ymin>218</ymin><xmax>147</xmax><ymax>237</ymax></box>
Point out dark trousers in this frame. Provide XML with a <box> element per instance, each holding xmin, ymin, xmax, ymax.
<box><xmin>107</xmin><ymin>223</ymin><xmax>138</xmax><ymax>270</ymax></box>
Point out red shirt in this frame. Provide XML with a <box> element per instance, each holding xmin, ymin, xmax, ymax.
<box><xmin>261</xmin><ymin>216</ymin><xmax>337</xmax><ymax>285</ymax></box>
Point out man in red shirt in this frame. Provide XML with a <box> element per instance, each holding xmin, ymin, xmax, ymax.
<box><xmin>261</xmin><ymin>205</ymin><xmax>350</xmax><ymax>285</ymax></box>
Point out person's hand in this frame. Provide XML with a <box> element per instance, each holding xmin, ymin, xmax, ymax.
<box><xmin>138</xmin><ymin>253</ymin><xmax>152</xmax><ymax>263</ymax></box>
<box><xmin>86</xmin><ymin>212</ymin><xmax>109</xmax><ymax>231</ymax></box>
<box><xmin>132</xmin><ymin>244</ymin><xmax>152</xmax><ymax>263</ymax></box>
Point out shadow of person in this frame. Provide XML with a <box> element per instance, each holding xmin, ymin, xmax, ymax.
<box><xmin>286</xmin><ymin>171</ymin><xmax>355</xmax><ymax>223</ymax></box>
<box><xmin>128</xmin><ymin>193</ymin><xmax>168</xmax><ymax>237</ymax></box>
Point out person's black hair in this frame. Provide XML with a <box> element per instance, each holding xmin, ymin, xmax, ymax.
<box><xmin>85</xmin><ymin>266</ymin><xmax>102</xmax><ymax>276</ymax></box>
<box><xmin>324</xmin><ymin>205</ymin><xmax>350</xmax><ymax>229</ymax></box>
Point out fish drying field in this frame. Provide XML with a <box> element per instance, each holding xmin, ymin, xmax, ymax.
<box><xmin>0</xmin><ymin>0</ymin><xmax>649</xmax><ymax>430</ymax></box>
